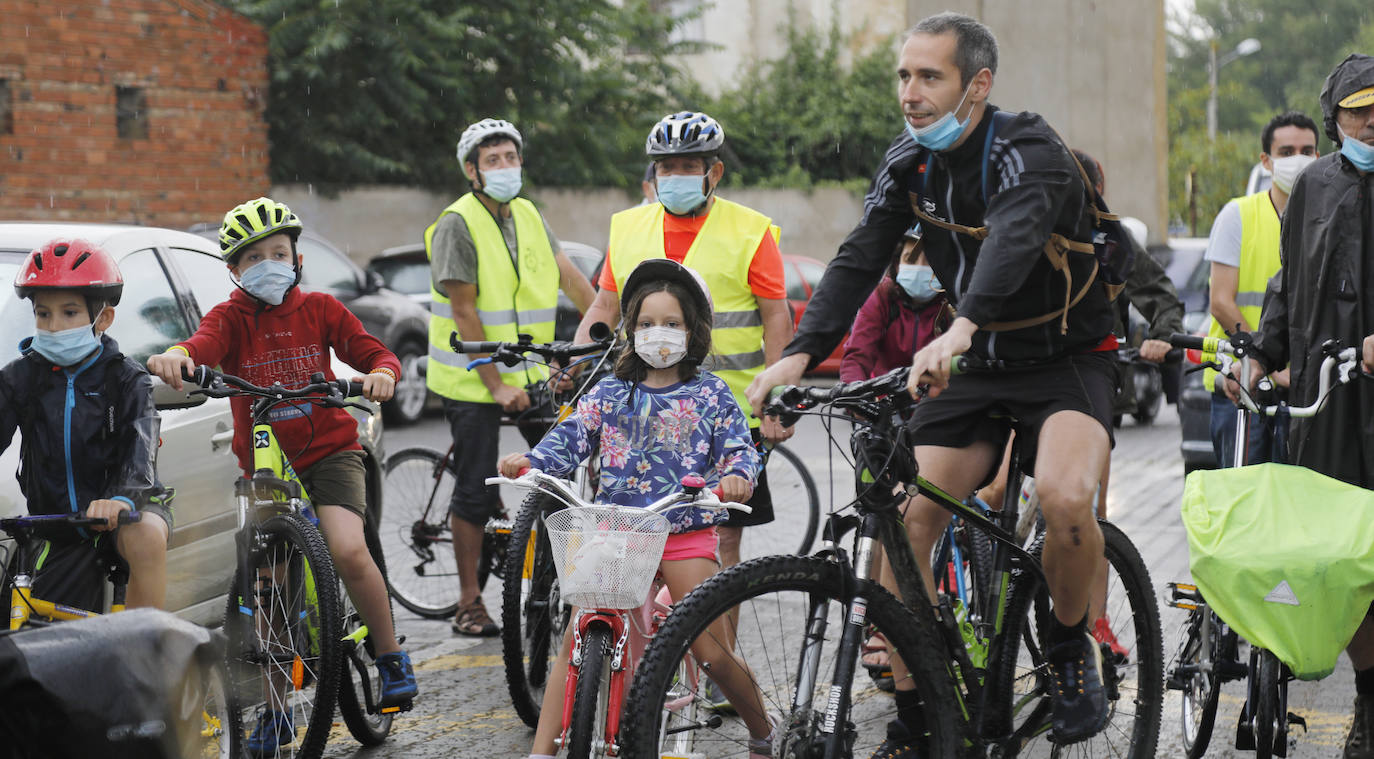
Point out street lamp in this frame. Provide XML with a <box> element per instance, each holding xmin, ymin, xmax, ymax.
<box><xmin>1208</xmin><ymin>37</ymin><xmax>1261</xmax><ymax>141</ymax></box>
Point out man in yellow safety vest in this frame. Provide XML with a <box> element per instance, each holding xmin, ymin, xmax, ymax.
<box><xmin>426</xmin><ymin>117</ymin><xmax>595</xmax><ymax>636</ymax></box>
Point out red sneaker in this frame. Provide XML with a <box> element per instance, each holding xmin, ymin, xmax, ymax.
<box><xmin>1092</xmin><ymin>615</ymin><xmax>1129</xmax><ymax>659</ymax></box>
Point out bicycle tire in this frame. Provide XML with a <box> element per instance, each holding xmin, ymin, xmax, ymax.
<box><xmin>185</xmin><ymin>654</ymin><xmax>241</xmax><ymax>758</ymax></box>
<box><xmin>565</xmin><ymin>625</ymin><xmax>612</xmax><ymax>759</ymax></box>
<box><xmin>501</xmin><ymin>489</ymin><xmax>566</xmax><ymax>728</ymax></box>
<box><xmin>1254</xmin><ymin>648</ymin><xmax>1281</xmax><ymax>759</ymax></box>
<box><xmin>1179</xmin><ymin>607</ymin><xmax>1223</xmax><ymax>759</ymax></box>
<box><xmin>767</xmin><ymin>443</ymin><xmax>821</xmax><ymax>555</ymax></box>
<box><xmin>657</xmin><ymin>655</ymin><xmax>704</xmax><ymax>758</ymax></box>
<box><xmin>222</xmin><ymin>514</ymin><xmax>342</xmax><ymax>759</ymax></box>
<box><xmin>620</xmin><ymin>555</ymin><xmax>961</xmax><ymax>759</ymax></box>
<box><xmin>991</xmin><ymin>519</ymin><xmax>1163</xmax><ymax>758</ymax></box>
<box><xmin>380</xmin><ymin>447</ymin><xmax>462</xmax><ymax>619</ymax></box>
<box><xmin>337</xmin><ymin>514</ymin><xmax>395</xmax><ymax>745</ymax></box>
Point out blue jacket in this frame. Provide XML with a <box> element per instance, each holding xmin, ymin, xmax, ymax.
<box><xmin>0</xmin><ymin>335</ymin><xmax>163</xmax><ymax>519</ymax></box>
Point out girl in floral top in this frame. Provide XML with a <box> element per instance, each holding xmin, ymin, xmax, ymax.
<box><xmin>501</xmin><ymin>259</ymin><xmax>776</xmax><ymax>759</ymax></box>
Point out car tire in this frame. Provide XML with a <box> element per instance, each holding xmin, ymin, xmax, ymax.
<box><xmin>383</xmin><ymin>340</ymin><xmax>429</xmax><ymax>426</ymax></box>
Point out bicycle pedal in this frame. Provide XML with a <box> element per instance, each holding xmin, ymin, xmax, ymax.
<box><xmin>379</xmin><ymin>700</ymin><xmax>414</xmax><ymax>715</ymax></box>
<box><xmin>1235</xmin><ymin>708</ymin><xmax>1255</xmax><ymax>751</ymax></box>
<box><xmin>1287</xmin><ymin>712</ymin><xmax>1307</xmax><ymax>732</ymax></box>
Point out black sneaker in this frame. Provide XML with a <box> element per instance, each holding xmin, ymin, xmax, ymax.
<box><xmin>869</xmin><ymin>718</ymin><xmax>923</xmax><ymax>759</ymax></box>
<box><xmin>1346</xmin><ymin>694</ymin><xmax>1374</xmax><ymax>758</ymax></box>
<box><xmin>1045</xmin><ymin>631</ymin><xmax>1109</xmax><ymax>744</ymax></box>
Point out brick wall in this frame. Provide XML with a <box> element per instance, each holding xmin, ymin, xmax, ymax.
<box><xmin>0</xmin><ymin>0</ymin><xmax>268</xmax><ymax>228</ymax></box>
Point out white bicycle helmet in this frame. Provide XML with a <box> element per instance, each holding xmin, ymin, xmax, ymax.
<box><xmin>645</xmin><ymin>111</ymin><xmax>725</xmax><ymax>159</ymax></box>
<box><xmin>457</xmin><ymin>118</ymin><xmax>523</xmax><ymax>166</ymax></box>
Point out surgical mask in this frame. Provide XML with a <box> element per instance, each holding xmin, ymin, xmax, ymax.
<box><xmin>239</xmin><ymin>259</ymin><xmax>296</xmax><ymax>305</ymax></box>
<box><xmin>1269</xmin><ymin>154</ymin><xmax>1315</xmax><ymax>194</ymax></box>
<box><xmin>657</xmin><ymin>175</ymin><xmax>709</xmax><ymax>215</ymax></box>
<box><xmin>905</xmin><ymin>83</ymin><xmax>973</xmax><ymax>152</ymax></box>
<box><xmin>896</xmin><ymin>264</ymin><xmax>941</xmax><ymax>302</ymax></box>
<box><xmin>634</xmin><ymin>326</ymin><xmax>689</xmax><ymax>369</ymax></box>
<box><xmin>1339</xmin><ymin>126</ymin><xmax>1374</xmax><ymax>172</ymax></box>
<box><xmin>480</xmin><ymin>167</ymin><xmax>523</xmax><ymax>202</ymax></box>
<box><xmin>32</xmin><ymin>324</ymin><xmax>100</xmax><ymax>367</ymax></box>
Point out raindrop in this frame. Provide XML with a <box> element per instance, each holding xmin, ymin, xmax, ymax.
<box><xmin>49</xmin><ymin>195</ymin><xmax>54</xmax><ymax>208</ymax></box>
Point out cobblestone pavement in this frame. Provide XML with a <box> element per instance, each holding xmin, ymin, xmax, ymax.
<box><xmin>320</xmin><ymin>405</ymin><xmax>1355</xmax><ymax>758</ymax></box>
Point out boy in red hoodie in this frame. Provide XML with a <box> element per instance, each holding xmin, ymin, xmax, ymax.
<box><xmin>148</xmin><ymin>198</ymin><xmax>417</xmax><ymax>753</ymax></box>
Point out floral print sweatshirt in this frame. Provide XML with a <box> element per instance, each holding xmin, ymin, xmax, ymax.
<box><xmin>524</xmin><ymin>372</ymin><xmax>760</xmax><ymax>533</ymax></box>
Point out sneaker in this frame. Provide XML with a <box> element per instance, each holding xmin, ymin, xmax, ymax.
<box><xmin>377</xmin><ymin>650</ymin><xmax>419</xmax><ymax>709</ymax></box>
<box><xmin>245</xmin><ymin>709</ymin><xmax>293</xmax><ymax>757</ymax></box>
<box><xmin>870</xmin><ymin>718</ymin><xmax>924</xmax><ymax>758</ymax></box>
<box><xmin>1091</xmin><ymin>615</ymin><xmax>1129</xmax><ymax>661</ymax></box>
<box><xmin>1346</xmin><ymin>694</ymin><xmax>1374</xmax><ymax>758</ymax></box>
<box><xmin>703</xmin><ymin>678</ymin><xmax>736</xmax><ymax>714</ymax></box>
<box><xmin>1045</xmin><ymin>631</ymin><xmax>1109</xmax><ymax>744</ymax></box>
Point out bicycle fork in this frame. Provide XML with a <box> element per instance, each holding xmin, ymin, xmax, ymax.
<box><xmin>560</xmin><ymin>610</ymin><xmax>632</xmax><ymax>755</ymax></box>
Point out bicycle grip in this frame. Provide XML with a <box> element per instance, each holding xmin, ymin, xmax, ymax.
<box><xmin>465</xmin><ymin>357</ymin><xmax>495</xmax><ymax>370</ymax></box>
<box><xmin>1169</xmin><ymin>333</ymin><xmax>1207</xmax><ymax>350</ymax></box>
<box><xmin>118</xmin><ymin>511</ymin><xmax>142</xmax><ymax>525</ymax></box>
<box><xmin>336</xmin><ymin>379</ymin><xmax>364</xmax><ymax>397</ymax></box>
<box><xmin>455</xmin><ymin>340</ymin><xmax>504</xmax><ymax>355</ymax></box>
<box><xmin>182</xmin><ymin>364</ymin><xmax>213</xmax><ymax>387</ymax></box>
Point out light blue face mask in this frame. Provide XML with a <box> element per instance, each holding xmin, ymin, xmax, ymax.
<box><xmin>32</xmin><ymin>324</ymin><xmax>101</xmax><ymax>368</ymax></box>
<box><xmin>905</xmin><ymin>83</ymin><xmax>973</xmax><ymax>152</ymax></box>
<box><xmin>1339</xmin><ymin>126</ymin><xmax>1374</xmax><ymax>172</ymax></box>
<box><xmin>239</xmin><ymin>259</ymin><xmax>296</xmax><ymax>305</ymax></box>
<box><xmin>480</xmin><ymin>167</ymin><xmax>523</xmax><ymax>203</ymax></box>
<box><xmin>896</xmin><ymin>264</ymin><xmax>941</xmax><ymax>303</ymax></box>
<box><xmin>657</xmin><ymin>174</ymin><xmax>709</xmax><ymax>215</ymax></box>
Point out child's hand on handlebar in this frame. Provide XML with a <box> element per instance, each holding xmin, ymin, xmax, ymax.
<box><xmin>499</xmin><ymin>453</ymin><xmax>532</xmax><ymax>478</ymax></box>
<box><xmin>719</xmin><ymin>475</ymin><xmax>753</xmax><ymax>504</ymax></box>
<box><xmin>357</xmin><ymin>371</ymin><xmax>396</xmax><ymax>402</ymax></box>
<box><xmin>147</xmin><ymin>351</ymin><xmax>196</xmax><ymax>390</ymax></box>
<box><xmin>86</xmin><ymin>498</ymin><xmax>131</xmax><ymax>532</ymax></box>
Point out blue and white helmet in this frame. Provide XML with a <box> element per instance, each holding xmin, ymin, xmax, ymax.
<box><xmin>645</xmin><ymin>111</ymin><xmax>725</xmax><ymax>159</ymax></box>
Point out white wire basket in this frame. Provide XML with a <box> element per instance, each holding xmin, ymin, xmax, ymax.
<box><xmin>544</xmin><ymin>505</ymin><xmax>671</xmax><ymax>609</ymax></box>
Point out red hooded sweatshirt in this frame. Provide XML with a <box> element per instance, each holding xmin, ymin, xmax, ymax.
<box><xmin>175</xmin><ymin>287</ymin><xmax>400</xmax><ymax>475</ymax></box>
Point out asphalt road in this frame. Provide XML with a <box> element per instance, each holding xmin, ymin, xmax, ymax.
<box><xmin>320</xmin><ymin>403</ymin><xmax>1357</xmax><ymax>758</ymax></box>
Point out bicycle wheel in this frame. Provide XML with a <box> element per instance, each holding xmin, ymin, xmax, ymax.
<box><xmin>337</xmin><ymin>515</ymin><xmax>395</xmax><ymax>745</ymax></box>
<box><xmin>1176</xmin><ymin>607</ymin><xmax>1223</xmax><ymax>759</ymax></box>
<box><xmin>222</xmin><ymin>514</ymin><xmax>342</xmax><ymax>759</ymax></box>
<box><xmin>1253</xmin><ymin>648</ymin><xmax>1283</xmax><ymax>759</ymax></box>
<box><xmin>991</xmin><ymin>519</ymin><xmax>1163</xmax><ymax>758</ymax></box>
<box><xmin>657</xmin><ymin>654</ymin><xmax>706</xmax><ymax>758</ymax></box>
<box><xmin>566</xmin><ymin>625</ymin><xmax>612</xmax><ymax>759</ymax></box>
<box><xmin>184</xmin><ymin>657</ymin><xmax>241</xmax><ymax>758</ymax></box>
<box><xmin>501</xmin><ymin>489</ymin><xmax>566</xmax><ymax>728</ymax></box>
<box><xmin>757</xmin><ymin>443</ymin><xmax>820</xmax><ymax>556</ymax></box>
<box><xmin>621</xmin><ymin>555</ymin><xmax>960</xmax><ymax>759</ymax></box>
<box><xmin>380</xmin><ymin>447</ymin><xmax>461</xmax><ymax>618</ymax></box>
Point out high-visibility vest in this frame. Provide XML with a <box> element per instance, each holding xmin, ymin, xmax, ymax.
<box><xmin>608</xmin><ymin>198</ymin><xmax>772</xmax><ymax>426</ymax></box>
<box><xmin>1205</xmin><ymin>191</ymin><xmax>1281</xmax><ymax>390</ymax></box>
<box><xmin>424</xmin><ymin>193</ymin><xmax>559</xmax><ymax>403</ymax></box>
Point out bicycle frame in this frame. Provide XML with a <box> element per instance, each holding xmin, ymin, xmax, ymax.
<box><xmin>4</xmin><ymin>515</ymin><xmax>134</xmax><ymax>630</ymax></box>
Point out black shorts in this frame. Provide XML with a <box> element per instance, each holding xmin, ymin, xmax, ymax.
<box><xmin>22</xmin><ymin>505</ymin><xmax>171</xmax><ymax>614</ymax></box>
<box><xmin>726</xmin><ymin>428</ymin><xmax>775</xmax><ymax>528</ymax></box>
<box><xmin>443</xmin><ymin>399</ymin><xmax>504</xmax><ymax>526</ymax></box>
<box><xmin>907</xmin><ymin>351</ymin><xmax>1116</xmax><ymax>477</ymax></box>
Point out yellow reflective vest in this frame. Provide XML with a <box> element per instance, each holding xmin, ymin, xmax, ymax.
<box><xmin>608</xmin><ymin>198</ymin><xmax>773</xmax><ymax>426</ymax></box>
<box><xmin>1204</xmin><ymin>191</ymin><xmax>1281</xmax><ymax>390</ymax></box>
<box><xmin>424</xmin><ymin>194</ymin><xmax>559</xmax><ymax>403</ymax></box>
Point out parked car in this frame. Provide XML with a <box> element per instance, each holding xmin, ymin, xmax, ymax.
<box><xmin>1158</xmin><ymin>237</ymin><xmax>1218</xmax><ymax>474</ymax></box>
<box><xmin>782</xmin><ymin>254</ymin><xmax>845</xmax><ymax>375</ymax></box>
<box><xmin>0</xmin><ymin>222</ymin><xmax>384</xmax><ymax>627</ymax></box>
<box><xmin>368</xmin><ymin>241</ymin><xmax>604</xmax><ymax>343</ymax></box>
<box><xmin>189</xmin><ymin>226</ymin><xmax>431</xmax><ymax>426</ymax></box>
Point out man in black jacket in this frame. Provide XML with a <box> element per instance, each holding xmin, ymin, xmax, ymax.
<box><xmin>747</xmin><ymin>11</ymin><xmax>1118</xmax><ymax>751</ymax></box>
<box><xmin>1242</xmin><ymin>53</ymin><xmax>1374</xmax><ymax>758</ymax></box>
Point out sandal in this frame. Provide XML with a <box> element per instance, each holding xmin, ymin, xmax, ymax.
<box><xmin>862</xmin><ymin>627</ymin><xmax>894</xmax><ymax>692</ymax></box>
<box><xmin>451</xmin><ymin>598</ymin><xmax>500</xmax><ymax>637</ymax></box>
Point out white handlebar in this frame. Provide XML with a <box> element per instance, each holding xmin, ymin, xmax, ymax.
<box><xmin>485</xmin><ymin>469</ymin><xmax>752</xmax><ymax>515</ymax></box>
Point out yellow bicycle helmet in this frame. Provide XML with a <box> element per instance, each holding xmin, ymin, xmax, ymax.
<box><xmin>218</xmin><ymin>197</ymin><xmax>303</xmax><ymax>262</ymax></box>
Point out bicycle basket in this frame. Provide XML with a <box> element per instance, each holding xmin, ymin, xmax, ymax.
<box><xmin>544</xmin><ymin>506</ymin><xmax>670</xmax><ymax>610</ymax></box>
<box><xmin>1182</xmin><ymin>463</ymin><xmax>1374</xmax><ymax>680</ymax></box>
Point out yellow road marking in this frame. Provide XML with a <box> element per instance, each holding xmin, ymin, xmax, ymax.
<box><xmin>414</xmin><ymin>653</ymin><xmax>505</xmax><ymax>672</ymax></box>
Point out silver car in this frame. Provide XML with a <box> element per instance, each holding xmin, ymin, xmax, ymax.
<box><xmin>0</xmin><ymin>223</ymin><xmax>384</xmax><ymax>626</ymax></box>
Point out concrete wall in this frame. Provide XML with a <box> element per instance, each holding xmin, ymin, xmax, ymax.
<box><xmin>270</xmin><ymin>184</ymin><xmax>865</xmax><ymax>265</ymax></box>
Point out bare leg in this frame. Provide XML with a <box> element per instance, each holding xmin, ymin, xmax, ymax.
<box><xmin>450</xmin><ymin>513</ymin><xmax>485</xmax><ymax>609</ymax></box>
<box><xmin>717</xmin><ymin>525</ymin><xmax>743</xmax><ymax>569</ymax></box>
<box><xmin>1034</xmin><ymin>411</ymin><xmax>1109</xmax><ymax>626</ymax></box>
<box><xmin>531</xmin><ymin>619</ymin><xmax>576</xmax><ymax>755</ymax></box>
<box><xmin>1349</xmin><ymin>614</ymin><xmax>1374</xmax><ymax>670</ymax></box>
<box><xmin>1092</xmin><ymin>455</ymin><xmax>1111</xmax><ymax>622</ymax></box>
<box><xmin>116</xmin><ymin>513</ymin><xmax>169</xmax><ymax>609</ymax></box>
<box><xmin>975</xmin><ymin>434</ymin><xmax>1016</xmax><ymax>509</ymax></box>
<box><xmin>318</xmin><ymin>506</ymin><xmax>399</xmax><ymax>655</ymax></box>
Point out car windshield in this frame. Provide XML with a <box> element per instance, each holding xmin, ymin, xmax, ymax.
<box><xmin>0</xmin><ymin>257</ymin><xmax>33</xmax><ymax>363</ymax></box>
<box><xmin>372</xmin><ymin>258</ymin><xmax>430</xmax><ymax>296</ymax></box>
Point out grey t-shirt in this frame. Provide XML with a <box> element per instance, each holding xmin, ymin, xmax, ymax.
<box><xmin>1204</xmin><ymin>199</ymin><xmax>1243</xmax><ymax>268</ymax></box>
<box><xmin>429</xmin><ymin>206</ymin><xmax>562</xmax><ymax>293</ymax></box>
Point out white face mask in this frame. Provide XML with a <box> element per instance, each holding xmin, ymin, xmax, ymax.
<box><xmin>1269</xmin><ymin>154</ymin><xmax>1316</xmax><ymax>194</ymax></box>
<box><xmin>634</xmin><ymin>326</ymin><xmax>689</xmax><ymax>369</ymax></box>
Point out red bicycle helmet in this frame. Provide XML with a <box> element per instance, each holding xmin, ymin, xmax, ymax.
<box><xmin>14</xmin><ymin>238</ymin><xmax>125</xmax><ymax>305</ymax></box>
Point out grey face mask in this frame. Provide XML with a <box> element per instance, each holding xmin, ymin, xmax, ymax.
<box><xmin>239</xmin><ymin>259</ymin><xmax>296</xmax><ymax>305</ymax></box>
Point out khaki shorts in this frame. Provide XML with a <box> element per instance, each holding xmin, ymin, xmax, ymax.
<box><xmin>299</xmin><ymin>449</ymin><xmax>368</xmax><ymax>518</ymax></box>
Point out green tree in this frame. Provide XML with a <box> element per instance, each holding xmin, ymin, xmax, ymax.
<box><xmin>227</xmin><ymin>0</ymin><xmax>697</xmax><ymax>189</ymax></box>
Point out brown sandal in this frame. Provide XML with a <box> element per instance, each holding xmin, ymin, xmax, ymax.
<box><xmin>451</xmin><ymin>598</ymin><xmax>499</xmax><ymax>637</ymax></box>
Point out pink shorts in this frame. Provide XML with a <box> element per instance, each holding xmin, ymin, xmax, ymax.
<box><xmin>661</xmin><ymin>527</ymin><xmax>720</xmax><ymax>563</ymax></box>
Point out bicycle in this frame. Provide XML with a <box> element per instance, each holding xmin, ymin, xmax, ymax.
<box><xmin>184</xmin><ymin>365</ymin><xmax>402</xmax><ymax>757</ymax></box>
<box><xmin>621</xmin><ymin>360</ymin><xmax>1164</xmax><ymax>758</ymax></box>
<box><xmin>488</xmin><ymin>467</ymin><xmax>751</xmax><ymax>758</ymax></box>
<box><xmin>0</xmin><ymin>510</ymin><xmax>238</xmax><ymax>757</ymax></box>
<box><xmin>1164</xmin><ymin>332</ymin><xmax>1370</xmax><ymax>759</ymax></box>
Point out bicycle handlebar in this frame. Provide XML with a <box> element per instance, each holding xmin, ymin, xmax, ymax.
<box><xmin>182</xmin><ymin>365</ymin><xmax>365</xmax><ymax>405</ymax></box>
<box><xmin>485</xmin><ymin>469</ymin><xmax>752</xmax><ymax>516</ymax></box>
<box><xmin>451</xmin><ymin>327</ymin><xmax>616</xmax><ymax>371</ymax></box>
<box><xmin>1</xmin><ymin>511</ymin><xmax>141</xmax><ymax>535</ymax></box>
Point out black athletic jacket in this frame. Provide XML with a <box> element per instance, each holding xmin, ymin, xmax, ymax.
<box><xmin>0</xmin><ymin>335</ymin><xmax>163</xmax><ymax>518</ymax></box>
<box><xmin>786</xmin><ymin>106</ymin><xmax>1115</xmax><ymax>366</ymax></box>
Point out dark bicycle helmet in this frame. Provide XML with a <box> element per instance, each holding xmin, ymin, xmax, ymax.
<box><xmin>15</xmin><ymin>238</ymin><xmax>124</xmax><ymax>306</ymax></box>
<box><xmin>620</xmin><ymin>259</ymin><xmax>714</xmax><ymax>364</ymax></box>
<box><xmin>645</xmin><ymin>111</ymin><xmax>725</xmax><ymax>159</ymax></box>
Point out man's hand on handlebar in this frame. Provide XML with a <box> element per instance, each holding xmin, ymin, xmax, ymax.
<box><xmin>719</xmin><ymin>474</ymin><xmax>753</xmax><ymax>504</ymax></box>
<box><xmin>356</xmin><ymin>371</ymin><xmax>396</xmax><ymax>403</ymax></box>
<box><xmin>760</xmin><ymin>414</ymin><xmax>794</xmax><ymax>442</ymax></box>
<box><xmin>491</xmin><ymin>384</ymin><xmax>531</xmax><ymax>413</ymax></box>
<box><xmin>908</xmin><ymin>317</ymin><xmax>976</xmax><ymax>399</ymax></box>
<box><xmin>86</xmin><ymin>498</ymin><xmax>131</xmax><ymax>532</ymax></box>
<box><xmin>498</xmin><ymin>452</ymin><xmax>532</xmax><ymax>478</ymax></box>
<box><xmin>1139</xmin><ymin>339</ymin><xmax>1171</xmax><ymax>362</ymax></box>
<box><xmin>147</xmin><ymin>351</ymin><xmax>197</xmax><ymax>391</ymax></box>
<box><xmin>747</xmin><ymin>354</ymin><xmax>809</xmax><ymax>418</ymax></box>
<box><xmin>1220</xmin><ymin>358</ymin><xmax>1264</xmax><ymax>404</ymax></box>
